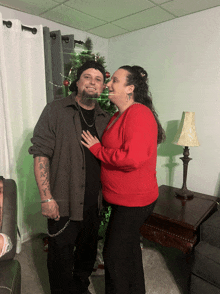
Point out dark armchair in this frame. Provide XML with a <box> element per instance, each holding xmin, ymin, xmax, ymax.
<box><xmin>0</xmin><ymin>177</ymin><xmax>21</xmax><ymax>294</ymax></box>
<box><xmin>190</xmin><ymin>208</ymin><xmax>220</xmax><ymax>293</ymax></box>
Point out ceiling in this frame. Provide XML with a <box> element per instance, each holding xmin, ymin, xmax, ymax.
<box><xmin>1</xmin><ymin>0</ymin><xmax>220</xmax><ymax>38</ymax></box>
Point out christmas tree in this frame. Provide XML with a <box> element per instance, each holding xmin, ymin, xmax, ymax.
<box><xmin>63</xmin><ymin>37</ymin><xmax>116</xmax><ymax>116</ymax></box>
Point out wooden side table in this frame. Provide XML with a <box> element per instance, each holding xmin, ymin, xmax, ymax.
<box><xmin>140</xmin><ymin>185</ymin><xmax>219</xmax><ymax>254</ymax></box>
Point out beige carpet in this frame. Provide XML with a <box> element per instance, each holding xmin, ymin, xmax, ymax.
<box><xmin>15</xmin><ymin>234</ymin><xmax>191</xmax><ymax>294</ymax></box>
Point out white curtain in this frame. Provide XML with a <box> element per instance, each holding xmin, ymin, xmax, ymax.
<box><xmin>0</xmin><ymin>13</ymin><xmax>47</xmax><ymax>251</ymax></box>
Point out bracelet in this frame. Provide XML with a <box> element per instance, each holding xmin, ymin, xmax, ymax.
<box><xmin>41</xmin><ymin>197</ymin><xmax>53</xmax><ymax>203</ymax></box>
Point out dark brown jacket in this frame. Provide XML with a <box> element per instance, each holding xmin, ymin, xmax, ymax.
<box><xmin>28</xmin><ymin>93</ymin><xmax>111</xmax><ymax>220</ymax></box>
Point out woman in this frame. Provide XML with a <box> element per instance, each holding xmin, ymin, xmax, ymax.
<box><xmin>81</xmin><ymin>65</ymin><xmax>165</xmax><ymax>294</ymax></box>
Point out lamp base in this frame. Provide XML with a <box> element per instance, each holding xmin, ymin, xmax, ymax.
<box><xmin>175</xmin><ymin>188</ymin><xmax>194</xmax><ymax>200</ymax></box>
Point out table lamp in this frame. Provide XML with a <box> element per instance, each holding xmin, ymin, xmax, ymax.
<box><xmin>172</xmin><ymin>112</ymin><xmax>200</xmax><ymax>199</ymax></box>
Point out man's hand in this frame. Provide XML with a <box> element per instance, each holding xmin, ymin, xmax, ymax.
<box><xmin>41</xmin><ymin>199</ymin><xmax>60</xmax><ymax>221</ymax></box>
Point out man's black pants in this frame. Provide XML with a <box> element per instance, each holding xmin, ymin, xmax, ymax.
<box><xmin>103</xmin><ymin>200</ymin><xmax>157</xmax><ymax>294</ymax></box>
<box><xmin>47</xmin><ymin>204</ymin><xmax>100</xmax><ymax>294</ymax></box>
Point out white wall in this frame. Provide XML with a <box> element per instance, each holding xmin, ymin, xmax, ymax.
<box><xmin>108</xmin><ymin>7</ymin><xmax>220</xmax><ymax>197</ymax></box>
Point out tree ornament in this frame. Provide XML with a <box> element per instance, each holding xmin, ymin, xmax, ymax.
<box><xmin>105</xmin><ymin>71</ymin><xmax>110</xmax><ymax>79</ymax></box>
<box><xmin>63</xmin><ymin>79</ymin><xmax>69</xmax><ymax>87</ymax></box>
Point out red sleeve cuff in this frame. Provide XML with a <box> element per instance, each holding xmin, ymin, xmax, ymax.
<box><xmin>89</xmin><ymin>142</ymin><xmax>101</xmax><ymax>156</ymax></box>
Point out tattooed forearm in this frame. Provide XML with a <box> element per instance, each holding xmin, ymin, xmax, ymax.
<box><xmin>34</xmin><ymin>156</ymin><xmax>52</xmax><ymax>199</ymax></box>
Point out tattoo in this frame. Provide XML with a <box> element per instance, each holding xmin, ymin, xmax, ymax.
<box><xmin>36</xmin><ymin>157</ymin><xmax>51</xmax><ymax>196</ymax></box>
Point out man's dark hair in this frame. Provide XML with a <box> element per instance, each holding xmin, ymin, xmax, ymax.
<box><xmin>69</xmin><ymin>60</ymin><xmax>106</xmax><ymax>93</ymax></box>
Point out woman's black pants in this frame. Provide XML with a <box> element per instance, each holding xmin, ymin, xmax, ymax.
<box><xmin>103</xmin><ymin>200</ymin><xmax>157</xmax><ymax>294</ymax></box>
<box><xmin>47</xmin><ymin>204</ymin><xmax>100</xmax><ymax>294</ymax></box>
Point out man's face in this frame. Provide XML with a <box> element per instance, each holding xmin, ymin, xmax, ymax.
<box><xmin>76</xmin><ymin>68</ymin><xmax>104</xmax><ymax>106</ymax></box>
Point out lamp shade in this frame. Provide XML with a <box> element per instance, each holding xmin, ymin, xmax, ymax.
<box><xmin>172</xmin><ymin>112</ymin><xmax>200</xmax><ymax>147</ymax></box>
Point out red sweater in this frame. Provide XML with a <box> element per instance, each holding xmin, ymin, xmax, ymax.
<box><xmin>90</xmin><ymin>104</ymin><xmax>158</xmax><ymax>207</ymax></box>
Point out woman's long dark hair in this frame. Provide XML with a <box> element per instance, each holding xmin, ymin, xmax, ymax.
<box><xmin>120</xmin><ymin>65</ymin><xmax>166</xmax><ymax>144</ymax></box>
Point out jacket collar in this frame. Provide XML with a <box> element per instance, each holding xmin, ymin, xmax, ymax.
<box><xmin>62</xmin><ymin>92</ymin><xmax>108</xmax><ymax>116</ymax></box>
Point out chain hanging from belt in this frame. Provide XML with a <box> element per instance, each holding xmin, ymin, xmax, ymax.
<box><xmin>47</xmin><ymin>219</ymin><xmax>71</xmax><ymax>237</ymax></box>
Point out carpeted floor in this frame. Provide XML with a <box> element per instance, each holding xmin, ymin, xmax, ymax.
<box><xmin>14</xmin><ymin>234</ymin><xmax>192</xmax><ymax>294</ymax></box>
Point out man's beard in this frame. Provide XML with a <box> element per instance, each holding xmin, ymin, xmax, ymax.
<box><xmin>80</xmin><ymin>90</ymin><xmax>99</xmax><ymax>107</ymax></box>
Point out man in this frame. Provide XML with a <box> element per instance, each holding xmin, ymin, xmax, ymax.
<box><xmin>29</xmin><ymin>61</ymin><xmax>111</xmax><ymax>294</ymax></box>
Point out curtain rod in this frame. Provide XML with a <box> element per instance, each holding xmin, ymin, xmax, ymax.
<box><xmin>2</xmin><ymin>20</ymin><xmax>84</xmax><ymax>41</ymax></box>
<box><xmin>74</xmin><ymin>40</ymin><xmax>84</xmax><ymax>45</ymax></box>
<box><xmin>3</xmin><ymin>20</ymin><xmax>37</xmax><ymax>34</ymax></box>
<box><xmin>50</xmin><ymin>32</ymin><xmax>84</xmax><ymax>45</ymax></box>
<box><xmin>50</xmin><ymin>32</ymin><xmax>70</xmax><ymax>43</ymax></box>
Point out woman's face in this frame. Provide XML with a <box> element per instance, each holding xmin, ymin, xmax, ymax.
<box><xmin>107</xmin><ymin>69</ymin><xmax>133</xmax><ymax>104</ymax></box>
